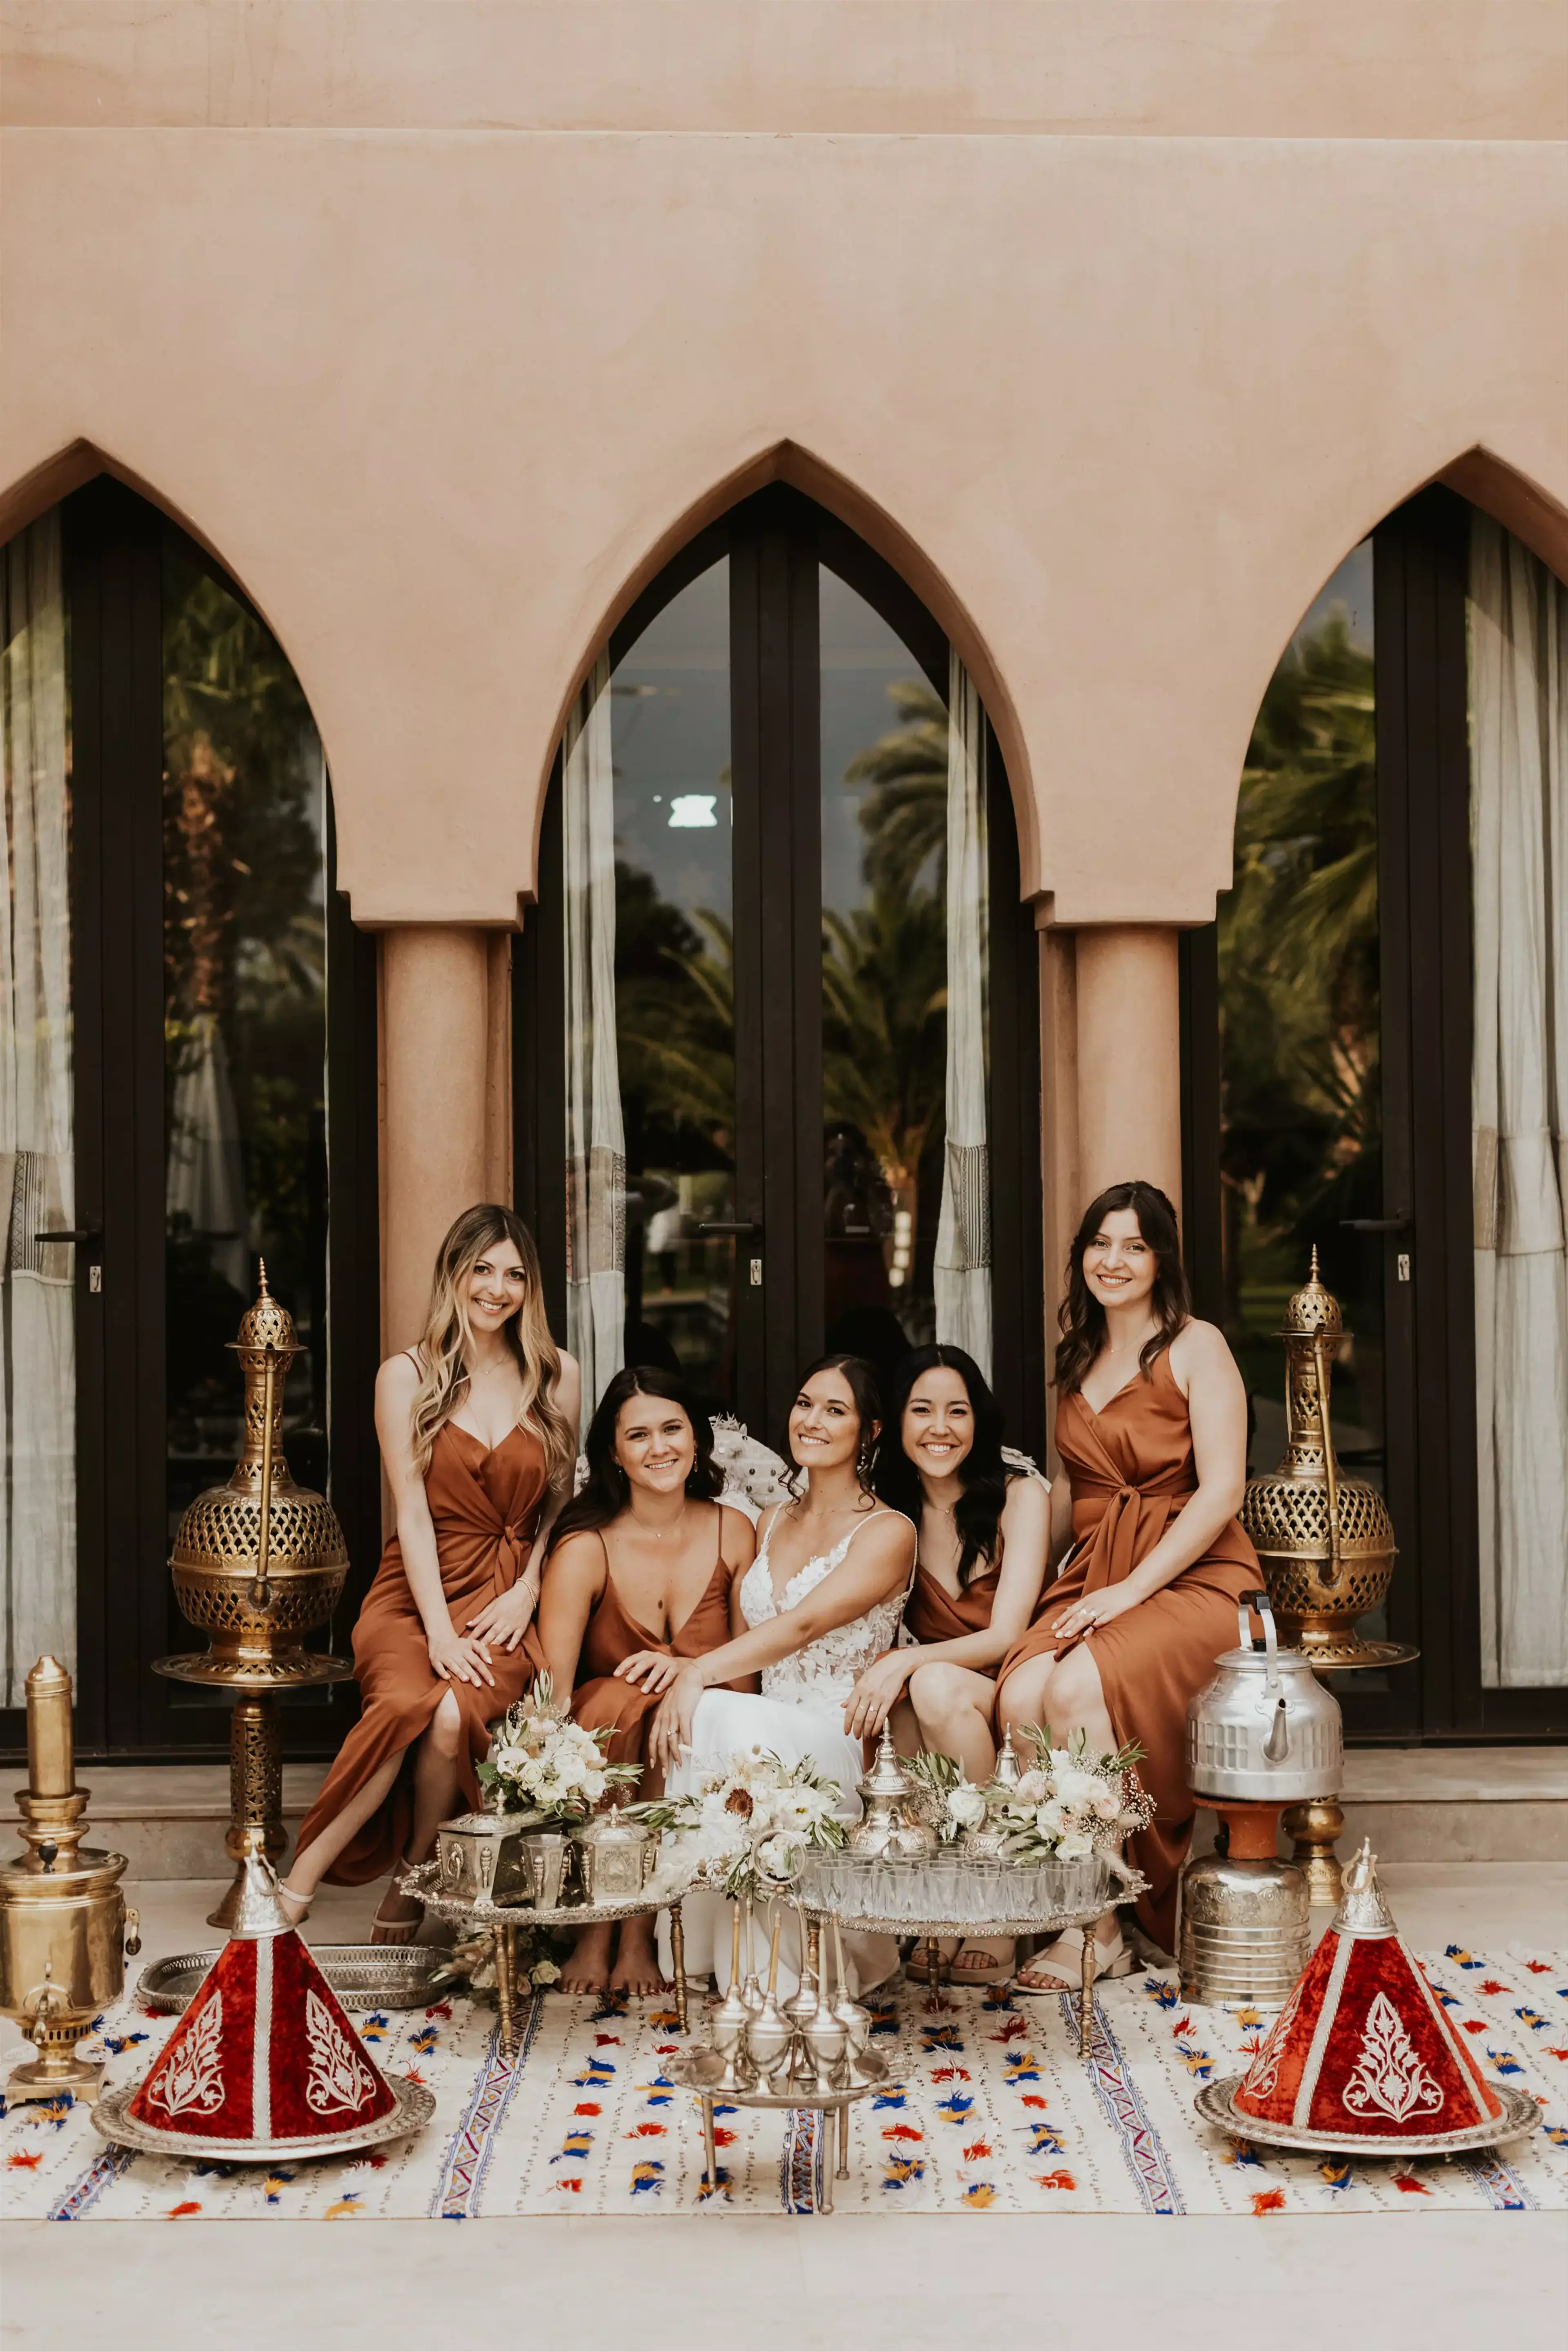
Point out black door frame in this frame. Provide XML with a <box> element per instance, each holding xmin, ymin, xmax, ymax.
<box><xmin>1183</xmin><ymin>485</ymin><xmax>1566</xmax><ymax>1743</ymax></box>
<box><xmin>514</xmin><ymin>486</ymin><xmax>1045</xmax><ymax>1453</ymax></box>
<box><xmin>0</xmin><ymin>477</ymin><xmax>380</xmax><ymax>1763</ymax></box>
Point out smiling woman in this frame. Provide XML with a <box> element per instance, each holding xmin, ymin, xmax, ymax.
<box><xmin>282</xmin><ymin>1205</ymin><xmax>581</xmax><ymax>1942</ymax></box>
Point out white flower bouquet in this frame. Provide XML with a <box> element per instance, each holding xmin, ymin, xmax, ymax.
<box><xmin>909</xmin><ymin>1727</ymin><xmax>1152</xmax><ymax>1862</ymax></box>
<box><xmin>477</xmin><ymin>1674</ymin><xmax>641</xmax><ymax>1828</ymax></box>
<box><xmin>629</xmin><ymin>1746</ymin><xmax>846</xmax><ymax>1901</ymax></box>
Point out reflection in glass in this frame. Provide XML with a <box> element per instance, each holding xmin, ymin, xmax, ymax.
<box><xmin>607</xmin><ymin>561</ymin><xmax>736</xmax><ymax>1413</ymax></box>
<box><xmin>1218</xmin><ymin>542</ymin><xmax>1386</xmax><ymax>1527</ymax></box>
<box><xmin>820</xmin><ymin>574</ymin><xmax>958</xmax><ymax>1389</ymax></box>
<box><xmin>163</xmin><ymin>547</ymin><xmax>328</xmax><ymax>1534</ymax></box>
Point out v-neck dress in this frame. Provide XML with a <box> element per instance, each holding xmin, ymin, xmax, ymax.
<box><xmin>296</xmin><ymin>1418</ymin><xmax>550</xmax><ymax>1884</ymax></box>
<box><xmin>996</xmin><ymin>1347</ymin><xmax>1259</xmax><ymax>1952</ymax></box>
<box><xmin>569</xmin><ymin>1510</ymin><xmax>742</xmax><ymax>1766</ymax></box>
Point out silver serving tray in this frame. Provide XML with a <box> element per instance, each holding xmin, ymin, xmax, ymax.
<box><xmin>137</xmin><ymin>1944</ymin><xmax>448</xmax><ymax>2015</ymax></box>
<box><xmin>91</xmin><ymin>2076</ymin><xmax>436</xmax><ymax>2163</ymax></box>
<box><xmin>1194</xmin><ymin>2073</ymin><xmax>1541</xmax><ymax>2157</ymax></box>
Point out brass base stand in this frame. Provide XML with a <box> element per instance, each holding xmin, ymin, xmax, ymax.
<box><xmin>6</xmin><ymin>2032</ymin><xmax>103</xmax><ymax>2105</ymax></box>
<box><xmin>152</xmin><ymin>1659</ymin><xmax>352</xmax><ymax>1930</ymax></box>
<box><xmin>1281</xmin><ymin>1797</ymin><xmax>1347</xmax><ymax>1907</ymax></box>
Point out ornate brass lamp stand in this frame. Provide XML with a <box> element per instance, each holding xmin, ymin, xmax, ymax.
<box><xmin>1241</xmin><ymin>1251</ymin><xmax>1418</xmax><ymax>1903</ymax></box>
<box><xmin>154</xmin><ymin>1268</ymin><xmax>352</xmax><ymax>1929</ymax></box>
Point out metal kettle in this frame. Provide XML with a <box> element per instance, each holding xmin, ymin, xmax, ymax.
<box><xmin>1187</xmin><ymin>1590</ymin><xmax>1342</xmax><ymax>1806</ymax></box>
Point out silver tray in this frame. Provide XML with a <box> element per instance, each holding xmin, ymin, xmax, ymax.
<box><xmin>668</xmin><ymin>2046</ymin><xmax>889</xmax><ymax>2113</ymax></box>
<box><xmin>1194</xmin><ymin>2074</ymin><xmax>1541</xmax><ymax>2158</ymax></box>
<box><xmin>90</xmin><ymin>2076</ymin><xmax>436</xmax><ymax>2163</ymax></box>
<box><xmin>138</xmin><ymin>1944</ymin><xmax>448</xmax><ymax>2015</ymax></box>
<box><xmin>399</xmin><ymin>1857</ymin><xmax>690</xmax><ymax>1931</ymax></box>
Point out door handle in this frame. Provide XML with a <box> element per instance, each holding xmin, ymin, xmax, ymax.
<box><xmin>697</xmin><ymin>1221</ymin><xmax>762</xmax><ymax>1237</ymax></box>
<box><xmin>1339</xmin><ymin>1216</ymin><xmax>1410</xmax><ymax>1233</ymax></box>
<box><xmin>34</xmin><ymin>1228</ymin><xmax>103</xmax><ymax>1246</ymax></box>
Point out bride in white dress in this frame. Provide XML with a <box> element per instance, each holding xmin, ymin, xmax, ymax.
<box><xmin>613</xmin><ymin>1355</ymin><xmax>915</xmax><ymax>1995</ymax></box>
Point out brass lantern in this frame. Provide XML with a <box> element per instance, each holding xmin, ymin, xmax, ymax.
<box><xmin>155</xmin><ymin>1266</ymin><xmax>352</xmax><ymax>1928</ymax></box>
<box><xmin>1241</xmin><ymin>1250</ymin><xmax>1417</xmax><ymax>1673</ymax></box>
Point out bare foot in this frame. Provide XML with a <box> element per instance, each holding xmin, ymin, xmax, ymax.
<box><xmin>370</xmin><ymin>1882</ymin><xmax>424</xmax><ymax>1946</ymax></box>
<box><xmin>560</xmin><ymin>1922</ymin><xmax>614</xmax><ymax>1993</ymax></box>
<box><xmin>950</xmin><ymin>1939</ymin><xmax>1014</xmax><ymax>1981</ymax></box>
<box><xmin>607</xmin><ymin>1922</ymin><xmax>671</xmax><ymax>1998</ymax></box>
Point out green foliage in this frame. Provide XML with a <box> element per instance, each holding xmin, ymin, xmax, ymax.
<box><xmin>1219</xmin><ymin>612</ymin><xmax>1381</xmax><ymax>1314</ymax></box>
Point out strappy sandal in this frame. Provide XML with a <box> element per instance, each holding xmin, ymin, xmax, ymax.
<box><xmin>1011</xmin><ymin>1924</ymin><xmax>1132</xmax><ymax>1996</ymax></box>
<box><xmin>947</xmin><ymin>1938</ymin><xmax>1017</xmax><ymax>1988</ymax></box>
<box><xmin>276</xmin><ymin>1882</ymin><xmax>312</xmax><ymax>1929</ymax></box>
<box><xmin>370</xmin><ymin>1860</ymin><xmax>424</xmax><ymax>1947</ymax></box>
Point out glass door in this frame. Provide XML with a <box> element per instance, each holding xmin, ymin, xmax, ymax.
<box><xmin>519</xmin><ymin>488</ymin><xmax>1043</xmax><ymax>1451</ymax></box>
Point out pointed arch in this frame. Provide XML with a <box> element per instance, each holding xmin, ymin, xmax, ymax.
<box><xmin>532</xmin><ymin>439</ymin><xmax>1039</xmax><ymax>901</ymax></box>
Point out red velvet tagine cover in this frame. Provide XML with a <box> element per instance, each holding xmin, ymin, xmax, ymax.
<box><xmin>1229</xmin><ymin>1840</ymin><xmax>1507</xmax><ymax>2145</ymax></box>
<box><xmin>118</xmin><ymin>1857</ymin><xmax>403</xmax><ymax>2154</ymax></box>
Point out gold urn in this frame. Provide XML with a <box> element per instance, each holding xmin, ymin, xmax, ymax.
<box><xmin>0</xmin><ymin>1659</ymin><xmax>140</xmax><ymax>2102</ymax></box>
<box><xmin>1240</xmin><ymin>1250</ymin><xmax>1416</xmax><ymax>1673</ymax></box>
<box><xmin>163</xmin><ymin>1264</ymin><xmax>350</xmax><ymax>1685</ymax></box>
<box><xmin>154</xmin><ymin>1266</ymin><xmax>352</xmax><ymax>1929</ymax></box>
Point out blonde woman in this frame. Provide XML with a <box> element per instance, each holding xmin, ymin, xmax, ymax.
<box><xmin>283</xmin><ymin>1205</ymin><xmax>580</xmax><ymax>1941</ymax></box>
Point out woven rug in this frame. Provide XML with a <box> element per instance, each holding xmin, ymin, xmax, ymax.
<box><xmin>3</xmin><ymin>1946</ymin><xmax>1562</xmax><ymax>2220</ymax></box>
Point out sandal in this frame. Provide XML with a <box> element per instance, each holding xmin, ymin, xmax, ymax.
<box><xmin>1012</xmin><ymin>1925</ymin><xmax>1131</xmax><ymax>1995</ymax></box>
<box><xmin>276</xmin><ymin>1882</ymin><xmax>312</xmax><ymax>1929</ymax></box>
<box><xmin>947</xmin><ymin>1938</ymin><xmax>1017</xmax><ymax>1987</ymax></box>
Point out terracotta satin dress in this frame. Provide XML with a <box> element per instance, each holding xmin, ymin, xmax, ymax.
<box><xmin>297</xmin><ymin>1420</ymin><xmax>550</xmax><ymax>1884</ymax></box>
<box><xmin>570</xmin><ymin>1514</ymin><xmax>739</xmax><ymax>1768</ymax></box>
<box><xmin>998</xmin><ymin>1349</ymin><xmax>1258</xmax><ymax>1952</ymax></box>
<box><xmin>905</xmin><ymin>1563</ymin><xmax>1002</xmax><ymax>1651</ymax></box>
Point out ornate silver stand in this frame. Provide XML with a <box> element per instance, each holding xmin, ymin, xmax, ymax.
<box><xmin>668</xmin><ymin>2047</ymin><xmax>890</xmax><ymax>2212</ymax></box>
<box><xmin>398</xmin><ymin>1860</ymin><xmax>692</xmax><ymax>2043</ymax></box>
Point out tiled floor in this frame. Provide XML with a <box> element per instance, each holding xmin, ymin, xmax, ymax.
<box><xmin>4</xmin><ymin>1864</ymin><xmax>1565</xmax><ymax>2352</ymax></box>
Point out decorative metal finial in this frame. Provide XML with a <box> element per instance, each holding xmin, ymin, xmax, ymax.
<box><xmin>1331</xmin><ymin>1839</ymin><xmax>1396</xmax><ymax>1937</ymax></box>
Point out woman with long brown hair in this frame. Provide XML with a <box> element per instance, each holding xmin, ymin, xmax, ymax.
<box><xmin>995</xmin><ymin>1180</ymin><xmax>1258</xmax><ymax>1987</ymax></box>
<box><xmin>536</xmin><ymin>1365</ymin><xmax>756</xmax><ymax>1994</ymax></box>
<box><xmin>281</xmin><ymin>1204</ymin><xmax>580</xmax><ymax>1940</ymax></box>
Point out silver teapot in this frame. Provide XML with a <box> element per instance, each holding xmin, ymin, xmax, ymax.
<box><xmin>1187</xmin><ymin>1590</ymin><xmax>1342</xmax><ymax>1806</ymax></box>
<box><xmin>846</xmin><ymin>1729</ymin><xmax>938</xmax><ymax>1860</ymax></box>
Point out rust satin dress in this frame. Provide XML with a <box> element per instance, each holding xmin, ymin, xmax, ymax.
<box><xmin>297</xmin><ymin>1420</ymin><xmax>550</xmax><ymax>1884</ymax></box>
<box><xmin>905</xmin><ymin>1564</ymin><xmax>1002</xmax><ymax>1651</ymax></box>
<box><xmin>998</xmin><ymin>1349</ymin><xmax>1258</xmax><ymax>1951</ymax></box>
<box><xmin>570</xmin><ymin>1516</ymin><xmax>738</xmax><ymax>1768</ymax></box>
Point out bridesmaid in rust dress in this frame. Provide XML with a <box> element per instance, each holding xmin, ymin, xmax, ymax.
<box><xmin>536</xmin><ymin>1366</ymin><xmax>756</xmax><ymax>1994</ymax></box>
<box><xmin>996</xmin><ymin>1180</ymin><xmax>1258</xmax><ymax>1987</ymax></box>
<box><xmin>842</xmin><ymin>1344</ymin><xmax>1051</xmax><ymax>1983</ymax></box>
<box><xmin>282</xmin><ymin>1206</ymin><xmax>580</xmax><ymax>1941</ymax></box>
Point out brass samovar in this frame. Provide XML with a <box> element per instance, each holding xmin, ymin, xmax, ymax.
<box><xmin>1239</xmin><ymin>1249</ymin><xmax>1418</xmax><ymax>1900</ymax></box>
<box><xmin>154</xmin><ymin>1266</ymin><xmax>352</xmax><ymax>1929</ymax></box>
<box><xmin>0</xmin><ymin>1659</ymin><xmax>140</xmax><ymax>2101</ymax></box>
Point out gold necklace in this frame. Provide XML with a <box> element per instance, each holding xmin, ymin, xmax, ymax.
<box><xmin>630</xmin><ymin>1502</ymin><xmax>690</xmax><ymax>1544</ymax></box>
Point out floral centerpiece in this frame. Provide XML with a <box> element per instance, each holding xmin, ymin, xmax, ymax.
<box><xmin>911</xmin><ymin>1726</ymin><xmax>1152</xmax><ymax>1862</ymax></box>
<box><xmin>629</xmin><ymin>1746</ymin><xmax>846</xmax><ymax>1901</ymax></box>
<box><xmin>476</xmin><ymin>1674</ymin><xmax>641</xmax><ymax>1827</ymax></box>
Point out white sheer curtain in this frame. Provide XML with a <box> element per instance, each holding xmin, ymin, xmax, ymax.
<box><xmin>933</xmin><ymin>649</ymin><xmax>992</xmax><ymax>1376</ymax></box>
<box><xmin>563</xmin><ymin>651</ymin><xmax>625</xmax><ymax>1431</ymax></box>
<box><xmin>1470</xmin><ymin>515</ymin><xmax>1568</xmax><ymax>1687</ymax></box>
<box><xmin>1</xmin><ymin>514</ymin><xmax>75</xmax><ymax>1704</ymax></box>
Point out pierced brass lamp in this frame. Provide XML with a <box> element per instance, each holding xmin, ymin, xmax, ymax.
<box><xmin>154</xmin><ymin>1266</ymin><xmax>352</xmax><ymax>1929</ymax></box>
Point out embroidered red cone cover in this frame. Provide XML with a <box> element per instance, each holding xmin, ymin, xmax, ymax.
<box><xmin>125</xmin><ymin>1859</ymin><xmax>398</xmax><ymax>2149</ymax></box>
<box><xmin>1232</xmin><ymin>1840</ymin><xmax>1505</xmax><ymax>2143</ymax></box>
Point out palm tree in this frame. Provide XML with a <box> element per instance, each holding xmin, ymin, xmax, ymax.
<box><xmin>843</xmin><ymin>678</ymin><xmax>949</xmax><ymax>901</ymax></box>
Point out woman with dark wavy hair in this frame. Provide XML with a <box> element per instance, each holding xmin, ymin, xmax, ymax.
<box><xmin>846</xmin><ymin>1344</ymin><xmax>1052</xmax><ymax>1983</ymax></box>
<box><xmin>996</xmin><ymin>1180</ymin><xmax>1259</xmax><ymax>1987</ymax></box>
<box><xmin>536</xmin><ymin>1365</ymin><xmax>757</xmax><ymax>1993</ymax></box>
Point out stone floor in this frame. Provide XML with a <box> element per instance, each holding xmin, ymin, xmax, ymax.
<box><xmin>4</xmin><ymin>1862</ymin><xmax>1566</xmax><ymax>2349</ymax></box>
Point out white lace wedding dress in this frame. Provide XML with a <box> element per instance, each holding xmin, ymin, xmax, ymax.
<box><xmin>657</xmin><ymin>1505</ymin><xmax>911</xmax><ymax>1997</ymax></box>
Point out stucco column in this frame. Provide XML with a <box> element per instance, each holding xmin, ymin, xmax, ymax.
<box><xmin>381</xmin><ymin>926</ymin><xmax>494</xmax><ymax>1353</ymax></box>
<box><xmin>1071</xmin><ymin>926</ymin><xmax>1183</xmax><ymax>1213</ymax></box>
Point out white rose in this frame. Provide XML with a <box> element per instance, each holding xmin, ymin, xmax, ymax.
<box><xmin>1055</xmin><ymin>1769</ymin><xmax>1104</xmax><ymax>1812</ymax></box>
<box><xmin>947</xmin><ymin>1784</ymin><xmax>988</xmax><ymax>1830</ymax></box>
<box><xmin>1035</xmin><ymin>1799</ymin><xmax>1067</xmax><ymax>1838</ymax></box>
<box><xmin>1014</xmin><ymin>1770</ymin><xmax>1051</xmax><ymax>1803</ymax></box>
<box><xmin>494</xmin><ymin>1745</ymin><xmax>530</xmax><ymax>1778</ymax></box>
<box><xmin>581</xmin><ymin>1771</ymin><xmax>607</xmax><ymax>1801</ymax></box>
<box><xmin>1056</xmin><ymin>1832</ymin><xmax>1094</xmax><ymax>1859</ymax></box>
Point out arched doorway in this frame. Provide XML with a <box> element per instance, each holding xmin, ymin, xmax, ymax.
<box><xmin>514</xmin><ymin>484</ymin><xmax>1044</xmax><ymax>1445</ymax></box>
<box><xmin>0</xmin><ymin>477</ymin><xmax>379</xmax><ymax>1756</ymax></box>
<box><xmin>1183</xmin><ymin>484</ymin><xmax>1567</xmax><ymax>1740</ymax></box>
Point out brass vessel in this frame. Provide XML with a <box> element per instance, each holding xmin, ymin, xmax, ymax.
<box><xmin>0</xmin><ymin>1658</ymin><xmax>140</xmax><ymax>2102</ymax></box>
<box><xmin>1241</xmin><ymin>1250</ymin><xmax>1416</xmax><ymax>1673</ymax></box>
<box><xmin>154</xmin><ymin>1266</ymin><xmax>352</xmax><ymax>1928</ymax></box>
